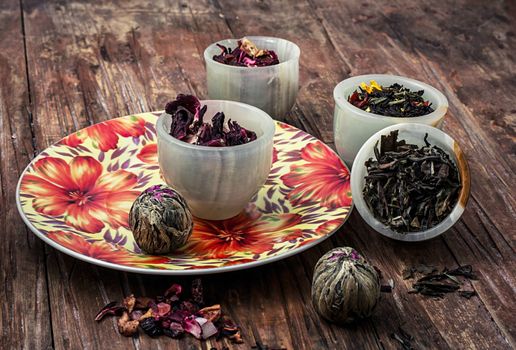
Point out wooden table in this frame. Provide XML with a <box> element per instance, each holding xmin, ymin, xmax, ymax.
<box><xmin>1</xmin><ymin>0</ymin><xmax>514</xmax><ymax>349</ymax></box>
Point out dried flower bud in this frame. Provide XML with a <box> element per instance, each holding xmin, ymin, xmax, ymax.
<box><xmin>129</xmin><ymin>185</ymin><xmax>194</xmax><ymax>254</ymax></box>
<box><xmin>311</xmin><ymin>247</ymin><xmax>380</xmax><ymax>324</ymax></box>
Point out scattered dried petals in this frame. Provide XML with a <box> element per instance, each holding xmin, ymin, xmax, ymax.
<box><xmin>95</xmin><ymin>279</ymin><xmax>242</xmax><ymax>343</ymax></box>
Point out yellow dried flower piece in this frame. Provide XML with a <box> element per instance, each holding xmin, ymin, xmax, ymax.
<box><xmin>360</xmin><ymin>80</ymin><xmax>383</xmax><ymax>94</ymax></box>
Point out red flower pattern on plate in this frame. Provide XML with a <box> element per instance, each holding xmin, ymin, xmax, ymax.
<box><xmin>47</xmin><ymin>231</ymin><xmax>168</xmax><ymax>266</ymax></box>
<box><xmin>182</xmin><ymin>206</ymin><xmax>302</xmax><ymax>259</ymax></box>
<box><xmin>21</xmin><ymin>156</ymin><xmax>139</xmax><ymax>233</ymax></box>
<box><xmin>281</xmin><ymin>141</ymin><xmax>352</xmax><ymax>208</ymax></box>
<box><xmin>315</xmin><ymin>219</ymin><xmax>343</xmax><ymax>236</ymax></box>
<box><xmin>18</xmin><ymin>114</ymin><xmax>352</xmax><ymax>272</ymax></box>
<box><xmin>61</xmin><ymin>116</ymin><xmax>146</xmax><ymax>152</ymax></box>
<box><xmin>137</xmin><ymin>143</ymin><xmax>158</xmax><ymax>164</ymax></box>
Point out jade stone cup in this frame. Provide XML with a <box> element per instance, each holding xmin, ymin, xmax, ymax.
<box><xmin>350</xmin><ymin>123</ymin><xmax>470</xmax><ymax>242</ymax></box>
<box><xmin>333</xmin><ymin>74</ymin><xmax>449</xmax><ymax>167</ymax></box>
<box><xmin>156</xmin><ymin>100</ymin><xmax>275</xmax><ymax>220</ymax></box>
<box><xmin>204</xmin><ymin>36</ymin><xmax>300</xmax><ymax>120</ymax></box>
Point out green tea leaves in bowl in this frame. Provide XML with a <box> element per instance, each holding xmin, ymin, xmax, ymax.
<box><xmin>363</xmin><ymin>130</ymin><xmax>461</xmax><ymax>233</ymax></box>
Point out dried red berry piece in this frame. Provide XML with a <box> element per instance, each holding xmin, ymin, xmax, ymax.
<box><xmin>140</xmin><ymin>317</ymin><xmax>163</xmax><ymax>337</ymax></box>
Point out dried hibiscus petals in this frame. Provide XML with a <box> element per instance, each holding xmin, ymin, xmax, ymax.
<box><xmin>166</xmin><ymin>94</ymin><xmax>257</xmax><ymax>147</ymax></box>
<box><xmin>95</xmin><ymin>279</ymin><xmax>243</xmax><ymax>344</ymax></box>
<box><xmin>213</xmin><ymin>37</ymin><xmax>279</xmax><ymax>67</ymax></box>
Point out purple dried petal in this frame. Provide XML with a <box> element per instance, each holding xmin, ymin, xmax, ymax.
<box><xmin>164</xmin><ymin>322</ymin><xmax>184</xmax><ymax>338</ymax></box>
<box><xmin>130</xmin><ymin>310</ymin><xmax>144</xmax><ymax>321</ymax></box>
<box><xmin>195</xmin><ymin>317</ymin><xmax>208</xmax><ymax>326</ymax></box>
<box><xmin>211</xmin><ymin>112</ymin><xmax>225</xmax><ymax>139</ymax></box>
<box><xmin>168</xmin><ymin>310</ymin><xmax>190</xmax><ymax>323</ymax></box>
<box><xmin>183</xmin><ymin>316</ymin><xmax>202</xmax><ymax>339</ymax></box>
<box><xmin>165</xmin><ymin>94</ymin><xmax>200</xmax><ymax>115</ymax></box>
<box><xmin>201</xmin><ymin>321</ymin><xmax>218</xmax><ymax>339</ymax></box>
<box><xmin>157</xmin><ymin>302</ymin><xmax>171</xmax><ymax>317</ymax></box>
<box><xmin>160</xmin><ymin>318</ymin><xmax>171</xmax><ymax>329</ymax></box>
<box><xmin>179</xmin><ymin>300</ymin><xmax>199</xmax><ymax>314</ymax></box>
<box><xmin>164</xmin><ymin>283</ymin><xmax>182</xmax><ymax>299</ymax></box>
<box><xmin>95</xmin><ymin>302</ymin><xmax>125</xmax><ymax>321</ymax></box>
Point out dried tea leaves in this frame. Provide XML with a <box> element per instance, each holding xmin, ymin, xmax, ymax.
<box><xmin>95</xmin><ymin>279</ymin><xmax>243</xmax><ymax>343</ymax></box>
<box><xmin>404</xmin><ymin>264</ymin><xmax>478</xmax><ymax>298</ymax></box>
<box><xmin>348</xmin><ymin>80</ymin><xmax>434</xmax><ymax>117</ymax></box>
<box><xmin>166</xmin><ymin>94</ymin><xmax>257</xmax><ymax>147</ymax></box>
<box><xmin>363</xmin><ymin>130</ymin><xmax>461</xmax><ymax>233</ymax></box>
<box><xmin>213</xmin><ymin>37</ymin><xmax>279</xmax><ymax>67</ymax></box>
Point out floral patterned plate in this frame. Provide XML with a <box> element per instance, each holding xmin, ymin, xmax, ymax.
<box><xmin>16</xmin><ymin>112</ymin><xmax>352</xmax><ymax>275</ymax></box>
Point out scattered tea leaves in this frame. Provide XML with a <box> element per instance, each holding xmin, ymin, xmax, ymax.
<box><xmin>363</xmin><ymin>130</ymin><xmax>461</xmax><ymax>233</ymax></box>
<box><xmin>459</xmin><ymin>290</ymin><xmax>477</xmax><ymax>299</ymax></box>
<box><xmin>405</xmin><ymin>264</ymin><xmax>478</xmax><ymax>299</ymax></box>
<box><xmin>213</xmin><ymin>37</ymin><xmax>279</xmax><ymax>67</ymax></box>
<box><xmin>348</xmin><ymin>80</ymin><xmax>434</xmax><ymax>117</ymax></box>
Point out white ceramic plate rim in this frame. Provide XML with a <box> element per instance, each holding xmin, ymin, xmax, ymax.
<box><xmin>16</xmin><ymin>119</ymin><xmax>352</xmax><ymax>275</ymax></box>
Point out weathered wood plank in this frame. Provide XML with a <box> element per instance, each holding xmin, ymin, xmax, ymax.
<box><xmin>0</xmin><ymin>0</ymin><xmax>52</xmax><ymax>349</ymax></box>
<box><xmin>11</xmin><ymin>0</ymin><xmax>515</xmax><ymax>349</ymax></box>
<box><xmin>214</xmin><ymin>0</ymin><xmax>515</xmax><ymax>349</ymax></box>
<box><xmin>305</xmin><ymin>0</ymin><xmax>516</xmax><ymax>346</ymax></box>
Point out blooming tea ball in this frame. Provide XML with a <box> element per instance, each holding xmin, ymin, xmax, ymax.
<box><xmin>311</xmin><ymin>247</ymin><xmax>380</xmax><ymax>324</ymax></box>
<box><xmin>129</xmin><ymin>185</ymin><xmax>193</xmax><ymax>254</ymax></box>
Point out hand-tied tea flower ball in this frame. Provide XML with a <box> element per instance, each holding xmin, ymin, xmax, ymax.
<box><xmin>311</xmin><ymin>247</ymin><xmax>380</xmax><ymax>324</ymax></box>
<box><xmin>129</xmin><ymin>185</ymin><xmax>193</xmax><ymax>254</ymax></box>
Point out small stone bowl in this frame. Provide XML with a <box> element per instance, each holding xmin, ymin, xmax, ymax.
<box><xmin>350</xmin><ymin>123</ymin><xmax>470</xmax><ymax>242</ymax></box>
<box><xmin>204</xmin><ymin>36</ymin><xmax>300</xmax><ymax>120</ymax></box>
<box><xmin>333</xmin><ymin>74</ymin><xmax>448</xmax><ymax>167</ymax></box>
<box><xmin>156</xmin><ymin>100</ymin><xmax>275</xmax><ymax>220</ymax></box>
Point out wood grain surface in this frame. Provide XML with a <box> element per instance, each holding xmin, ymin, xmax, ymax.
<box><xmin>1</xmin><ymin>0</ymin><xmax>514</xmax><ymax>349</ymax></box>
